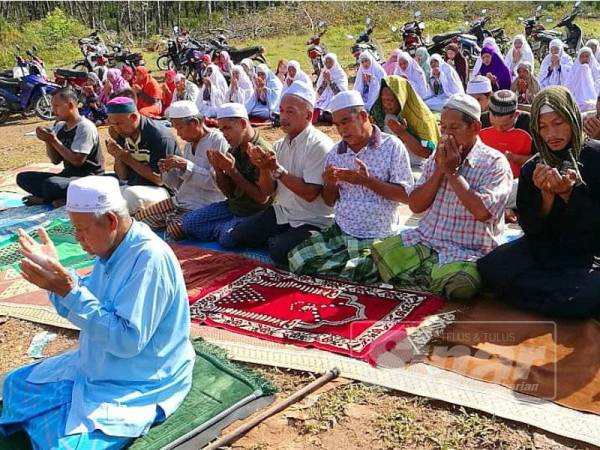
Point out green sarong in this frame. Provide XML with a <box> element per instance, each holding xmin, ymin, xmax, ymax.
<box><xmin>372</xmin><ymin>235</ymin><xmax>481</xmax><ymax>301</ymax></box>
<box><xmin>288</xmin><ymin>223</ymin><xmax>380</xmax><ymax>284</ymax></box>
<box><xmin>0</xmin><ymin>219</ymin><xmax>93</xmax><ymax>273</ymax></box>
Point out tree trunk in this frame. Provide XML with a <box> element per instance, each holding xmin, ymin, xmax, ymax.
<box><xmin>126</xmin><ymin>1</ymin><xmax>132</xmax><ymax>34</ymax></box>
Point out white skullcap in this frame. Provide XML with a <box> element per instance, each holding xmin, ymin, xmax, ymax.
<box><xmin>217</xmin><ymin>102</ymin><xmax>249</xmax><ymax>120</ymax></box>
<box><xmin>539</xmin><ymin>104</ymin><xmax>555</xmax><ymax>114</ymax></box>
<box><xmin>66</xmin><ymin>176</ymin><xmax>126</xmax><ymax>213</ymax></box>
<box><xmin>167</xmin><ymin>100</ymin><xmax>201</xmax><ymax>119</ymax></box>
<box><xmin>174</xmin><ymin>73</ymin><xmax>186</xmax><ymax>82</ymax></box>
<box><xmin>466</xmin><ymin>75</ymin><xmax>492</xmax><ymax>95</ymax></box>
<box><xmin>329</xmin><ymin>90</ymin><xmax>365</xmax><ymax>114</ymax></box>
<box><xmin>283</xmin><ymin>80</ymin><xmax>315</xmax><ymax>107</ymax></box>
<box><xmin>444</xmin><ymin>93</ymin><xmax>481</xmax><ymax>121</ymax></box>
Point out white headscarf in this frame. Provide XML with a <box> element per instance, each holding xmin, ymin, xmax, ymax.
<box><xmin>539</xmin><ymin>38</ymin><xmax>573</xmax><ymax>87</ymax></box>
<box><xmin>429</xmin><ymin>54</ymin><xmax>464</xmax><ymax>96</ymax></box>
<box><xmin>199</xmin><ymin>64</ymin><xmax>228</xmax><ymax>107</ymax></box>
<box><xmin>353</xmin><ymin>51</ymin><xmax>387</xmax><ymax>111</ymax></box>
<box><xmin>586</xmin><ymin>39</ymin><xmax>600</xmax><ymax>62</ymax></box>
<box><xmin>566</xmin><ymin>47</ymin><xmax>600</xmax><ymax>111</ymax></box>
<box><xmin>471</xmin><ymin>37</ymin><xmax>504</xmax><ymax>77</ymax></box>
<box><xmin>504</xmin><ymin>34</ymin><xmax>535</xmax><ymax>76</ymax></box>
<box><xmin>315</xmin><ymin>53</ymin><xmax>349</xmax><ymax>110</ymax></box>
<box><xmin>240</xmin><ymin>58</ymin><xmax>255</xmax><ymax>81</ymax></box>
<box><xmin>278</xmin><ymin>60</ymin><xmax>314</xmax><ymax>111</ymax></box>
<box><xmin>394</xmin><ymin>51</ymin><xmax>431</xmax><ymax>99</ymax></box>
<box><xmin>227</xmin><ymin>65</ymin><xmax>254</xmax><ymax>105</ymax></box>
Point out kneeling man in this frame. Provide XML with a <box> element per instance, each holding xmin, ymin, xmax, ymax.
<box><xmin>372</xmin><ymin>94</ymin><xmax>512</xmax><ymax>300</ymax></box>
<box><xmin>0</xmin><ymin>176</ymin><xmax>194</xmax><ymax>449</ymax></box>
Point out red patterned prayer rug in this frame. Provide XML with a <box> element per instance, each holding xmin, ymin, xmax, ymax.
<box><xmin>189</xmin><ymin>264</ymin><xmax>445</xmax><ymax>365</ymax></box>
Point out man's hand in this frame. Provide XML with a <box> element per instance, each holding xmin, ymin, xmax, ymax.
<box><xmin>548</xmin><ymin>168</ymin><xmax>577</xmax><ymax>197</ymax></box>
<box><xmin>18</xmin><ymin>227</ymin><xmax>58</xmax><ymax>262</ymax></box>
<box><xmin>584</xmin><ymin>116</ymin><xmax>600</xmax><ymax>139</ymax></box>
<box><xmin>159</xmin><ymin>154</ymin><xmax>188</xmax><ymax>172</ymax></box>
<box><xmin>532</xmin><ymin>163</ymin><xmax>557</xmax><ymax>193</ymax></box>
<box><xmin>386</xmin><ymin>118</ymin><xmax>408</xmax><ymax>137</ymax></box>
<box><xmin>333</xmin><ymin>158</ymin><xmax>370</xmax><ymax>185</ymax></box>
<box><xmin>18</xmin><ymin>227</ymin><xmax>74</xmax><ymax>297</ymax></box>
<box><xmin>247</xmin><ymin>144</ymin><xmax>277</xmax><ymax>171</ymax></box>
<box><xmin>323</xmin><ymin>164</ymin><xmax>337</xmax><ymax>186</ymax></box>
<box><xmin>20</xmin><ymin>256</ymin><xmax>74</xmax><ymax>297</ymax></box>
<box><xmin>436</xmin><ymin>135</ymin><xmax>462</xmax><ymax>175</ymax></box>
<box><xmin>207</xmin><ymin>150</ymin><xmax>236</xmax><ymax>173</ymax></box>
<box><xmin>105</xmin><ymin>139</ymin><xmax>128</xmax><ymax>160</ymax></box>
<box><xmin>35</xmin><ymin>126</ymin><xmax>56</xmax><ymax>144</ymax></box>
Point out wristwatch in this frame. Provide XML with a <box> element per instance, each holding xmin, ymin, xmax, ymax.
<box><xmin>271</xmin><ymin>166</ymin><xmax>288</xmax><ymax>179</ymax></box>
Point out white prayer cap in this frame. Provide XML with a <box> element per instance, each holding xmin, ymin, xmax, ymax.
<box><xmin>466</xmin><ymin>75</ymin><xmax>492</xmax><ymax>95</ymax></box>
<box><xmin>283</xmin><ymin>80</ymin><xmax>315</xmax><ymax>107</ymax></box>
<box><xmin>443</xmin><ymin>93</ymin><xmax>481</xmax><ymax>121</ymax></box>
<box><xmin>174</xmin><ymin>73</ymin><xmax>186</xmax><ymax>82</ymax></box>
<box><xmin>329</xmin><ymin>90</ymin><xmax>365</xmax><ymax>114</ymax></box>
<box><xmin>167</xmin><ymin>100</ymin><xmax>201</xmax><ymax>119</ymax></box>
<box><xmin>216</xmin><ymin>102</ymin><xmax>249</xmax><ymax>120</ymax></box>
<box><xmin>66</xmin><ymin>176</ymin><xmax>126</xmax><ymax>214</ymax></box>
<box><xmin>539</xmin><ymin>104</ymin><xmax>555</xmax><ymax>114</ymax></box>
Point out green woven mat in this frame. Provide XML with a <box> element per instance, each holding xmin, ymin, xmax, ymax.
<box><xmin>0</xmin><ymin>218</ymin><xmax>93</xmax><ymax>273</ymax></box>
<box><xmin>0</xmin><ymin>338</ymin><xmax>276</xmax><ymax>450</ymax></box>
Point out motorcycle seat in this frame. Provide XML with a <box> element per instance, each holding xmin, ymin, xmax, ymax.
<box><xmin>0</xmin><ymin>78</ymin><xmax>20</xmax><ymax>89</ymax></box>
<box><xmin>433</xmin><ymin>32</ymin><xmax>459</xmax><ymax>43</ymax></box>
<box><xmin>55</xmin><ymin>69</ymin><xmax>88</xmax><ymax>79</ymax></box>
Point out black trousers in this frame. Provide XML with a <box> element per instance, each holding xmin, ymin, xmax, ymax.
<box><xmin>231</xmin><ymin>206</ymin><xmax>319</xmax><ymax>266</ymax></box>
<box><xmin>16</xmin><ymin>171</ymin><xmax>76</xmax><ymax>202</ymax></box>
<box><xmin>478</xmin><ymin>237</ymin><xmax>600</xmax><ymax>319</ymax></box>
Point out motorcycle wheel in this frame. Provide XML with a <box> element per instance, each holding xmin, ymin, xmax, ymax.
<box><xmin>156</xmin><ymin>55</ymin><xmax>170</xmax><ymax>71</ymax></box>
<box><xmin>0</xmin><ymin>96</ymin><xmax>9</xmax><ymax>125</ymax></box>
<box><xmin>34</xmin><ymin>94</ymin><xmax>55</xmax><ymax>121</ymax></box>
<box><xmin>72</xmin><ymin>63</ymin><xmax>89</xmax><ymax>72</ymax></box>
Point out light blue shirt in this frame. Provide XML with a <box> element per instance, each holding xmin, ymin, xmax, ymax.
<box><xmin>26</xmin><ymin>221</ymin><xmax>195</xmax><ymax>438</ymax></box>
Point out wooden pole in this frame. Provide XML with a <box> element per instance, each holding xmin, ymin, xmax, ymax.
<box><xmin>203</xmin><ymin>368</ymin><xmax>341</xmax><ymax>450</ymax></box>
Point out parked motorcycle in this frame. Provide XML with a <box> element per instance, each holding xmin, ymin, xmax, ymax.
<box><xmin>553</xmin><ymin>1</ymin><xmax>583</xmax><ymax>56</ymax></box>
<box><xmin>428</xmin><ymin>29</ymin><xmax>481</xmax><ymax>64</ymax></box>
<box><xmin>73</xmin><ymin>31</ymin><xmax>144</xmax><ymax>72</ymax></box>
<box><xmin>156</xmin><ymin>26</ymin><xmax>191</xmax><ymax>71</ymax></box>
<box><xmin>519</xmin><ymin>5</ymin><xmax>560</xmax><ymax>62</ymax></box>
<box><xmin>0</xmin><ymin>50</ymin><xmax>59</xmax><ymax>124</ymax></box>
<box><xmin>207</xmin><ymin>36</ymin><xmax>267</xmax><ymax>65</ymax></box>
<box><xmin>306</xmin><ymin>21</ymin><xmax>328</xmax><ymax>80</ymax></box>
<box><xmin>348</xmin><ymin>17</ymin><xmax>384</xmax><ymax>66</ymax></box>
<box><xmin>392</xmin><ymin>11</ymin><xmax>426</xmax><ymax>57</ymax></box>
<box><xmin>467</xmin><ymin>9</ymin><xmax>509</xmax><ymax>51</ymax></box>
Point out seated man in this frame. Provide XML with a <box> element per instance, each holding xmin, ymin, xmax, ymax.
<box><xmin>105</xmin><ymin>96</ymin><xmax>178</xmax><ymax>215</ymax></box>
<box><xmin>0</xmin><ymin>176</ymin><xmax>194</xmax><ymax>448</ymax></box>
<box><xmin>182</xmin><ymin>103</ymin><xmax>273</xmax><ymax>247</ymax></box>
<box><xmin>370</xmin><ymin>75</ymin><xmax>440</xmax><ymax>168</ymax></box>
<box><xmin>289</xmin><ymin>90</ymin><xmax>414</xmax><ymax>283</ymax></box>
<box><xmin>17</xmin><ymin>88</ymin><xmax>103</xmax><ymax>207</ymax></box>
<box><xmin>231</xmin><ymin>81</ymin><xmax>334</xmax><ymax>265</ymax></box>
<box><xmin>135</xmin><ymin>101</ymin><xmax>229</xmax><ymax>240</ymax></box>
<box><xmin>372</xmin><ymin>94</ymin><xmax>512</xmax><ymax>301</ymax></box>
<box><xmin>478</xmin><ymin>87</ymin><xmax>600</xmax><ymax>318</ymax></box>
<box><xmin>479</xmin><ymin>90</ymin><xmax>533</xmax><ymax>221</ymax></box>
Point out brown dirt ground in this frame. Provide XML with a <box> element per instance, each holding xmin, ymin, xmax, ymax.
<box><xmin>0</xmin><ymin>117</ymin><xmax>595</xmax><ymax>449</ymax></box>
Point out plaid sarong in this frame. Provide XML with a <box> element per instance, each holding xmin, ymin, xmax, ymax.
<box><xmin>288</xmin><ymin>223</ymin><xmax>380</xmax><ymax>284</ymax></box>
<box><xmin>372</xmin><ymin>234</ymin><xmax>481</xmax><ymax>300</ymax></box>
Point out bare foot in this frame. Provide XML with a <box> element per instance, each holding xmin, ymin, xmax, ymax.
<box><xmin>51</xmin><ymin>198</ymin><xmax>66</xmax><ymax>208</ymax></box>
<box><xmin>504</xmin><ymin>208</ymin><xmax>518</xmax><ymax>224</ymax></box>
<box><xmin>23</xmin><ymin>195</ymin><xmax>44</xmax><ymax>206</ymax></box>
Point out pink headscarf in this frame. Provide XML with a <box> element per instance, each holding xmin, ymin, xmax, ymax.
<box><xmin>384</xmin><ymin>49</ymin><xmax>402</xmax><ymax>75</ymax></box>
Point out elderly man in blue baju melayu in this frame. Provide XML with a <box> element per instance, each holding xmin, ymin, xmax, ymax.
<box><xmin>0</xmin><ymin>176</ymin><xmax>195</xmax><ymax>449</ymax></box>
